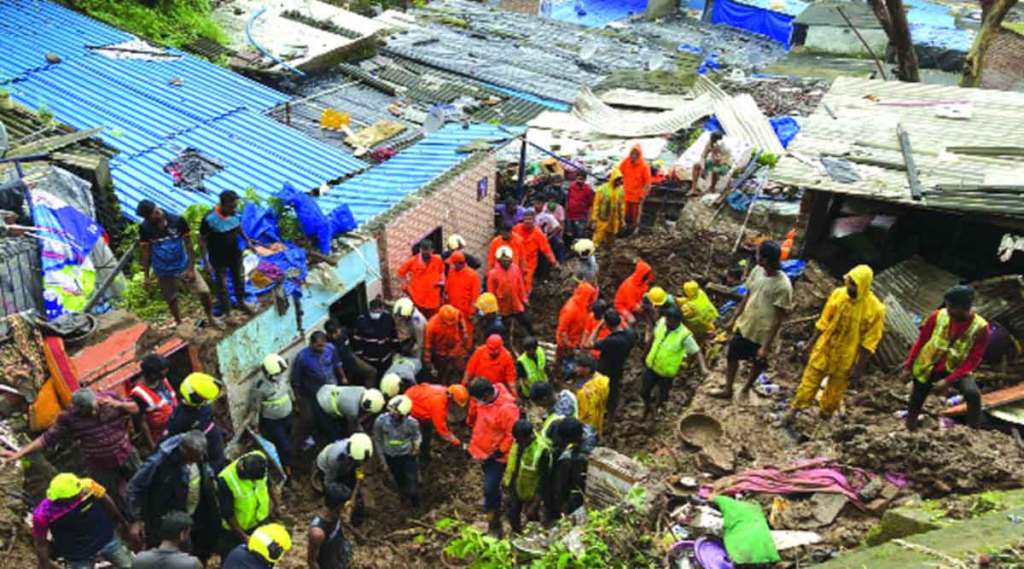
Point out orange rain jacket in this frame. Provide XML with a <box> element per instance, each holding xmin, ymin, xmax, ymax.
<box><xmin>398</xmin><ymin>253</ymin><xmax>446</xmax><ymax>311</ymax></box>
<box><xmin>614</xmin><ymin>260</ymin><xmax>653</xmax><ymax>318</ymax></box>
<box><xmin>557</xmin><ymin>282</ymin><xmax>599</xmax><ymax>349</ymax></box>
<box><xmin>445</xmin><ymin>263</ymin><xmax>482</xmax><ymax>319</ymax></box>
<box><xmin>512</xmin><ymin>222</ymin><xmax>556</xmax><ymax>292</ymax></box>
<box><xmin>423</xmin><ymin>306</ymin><xmax>471</xmax><ymax>365</ymax></box>
<box><xmin>487</xmin><ymin>263</ymin><xmax>528</xmax><ymax>316</ymax></box>
<box><xmin>618</xmin><ymin>143</ymin><xmax>652</xmax><ymax>204</ymax></box>
<box><xmin>407</xmin><ymin>383</ymin><xmax>460</xmax><ymax>445</ymax></box>
<box><xmin>486</xmin><ymin>234</ymin><xmax>526</xmax><ymax>271</ymax></box>
<box><xmin>463</xmin><ymin>342</ymin><xmax>517</xmax><ymax>393</ymax></box>
<box><xmin>467</xmin><ymin>383</ymin><xmax>520</xmax><ymax>462</ymax></box>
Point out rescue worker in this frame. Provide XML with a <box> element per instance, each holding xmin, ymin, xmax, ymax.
<box><xmin>573</xmin><ymin>356</ymin><xmax>610</xmax><ymax>437</ymax></box>
<box><xmin>528</xmin><ymin>382</ymin><xmax>596</xmax><ymax>453</ymax></box>
<box><xmin>543</xmin><ymin>418</ymin><xmax>588</xmax><ymax>523</ymax></box>
<box><xmin>487</xmin><ymin>247</ymin><xmax>534</xmax><ymax>337</ymax></box>
<box><xmin>128</xmin><ymin>431</ymin><xmax>220</xmax><ymax>560</ymax></box>
<box><xmin>502</xmin><ymin>419</ymin><xmax>553</xmax><ymax>534</ymax></box>
<box><xmin>131</xmin><ymin>354</ymin><xmax>178</xmax><ymax>452</ymax></box>
<box><xmin>474</xmin><ymin>292</ymin><xmax>507</xmax><ymax>346</ymax></box>
<box><xmin>640</xmin><ymin>286</ymin><xmax>676</xmax><ymax>342</ymax></box>
<box><xmin>398</xmin><ymin>240</ymin><xmax>445</xmax><ymax>318</ymax></box>
<box><xmin>444</xmin><ymin>251</ymin><xmax>482</xmax><ymax>340</ymax></box>
<box><xmin>222</xmin><ymin>523</ymin><xmax>291</xmax><ymax>568</ymax></box>
<box><xmin>351</xmin><ymin>297</ymin><xmax>398</xmax><ymax>378</ymax></box>
<box><xmin>423</xmin><ymin>305</ymin><xmax>472</xmax><ymax>385</ymax></box>
<box><xmin>380</xmin><ymin>350</ymin><xmax>422</xmax><ymax>395</ymax></box>
<box><xmin>588</xmin><ymin>310</ymin><xmax>636</xmax><ymax>417</ymax></box>
<box><xmin>165</xmin><ymin>372</ymin><xmax>227</xmax><ymax>470</ymax></box>
<box><xmin>619</xmin><ymin>143</ymin><xmax>651</xmax><ymax>230</ymax></box>
<box><xmin>785</xmin><ymin>265</ymin><xmax>885</xmax><ymax>424</ymax></box>
<box><xmin>407</xmin><ymin>383</ymin><xmax>469</xmax><ymax>463</ymax></box>
<box><xmin>713</xmin><ymin>241</ymin><xmax>793</xmax><ymax>400</ymax></box>
<box><xmin>248</xmin><ymin>353</ymin><xmax>294</xmax><ymax>475</ymax></box>
<box><xmin>679</xmin><ymin>281</ymin><xmax>719</xmax><ymax>346</ymax></box>
<box><xmin>570</xmin><ymin>239</ymin><xmax>598</xmax><ymax>284</ymax></box>
<box><xmin>292</xmin><ymin>331</ymin><xmax>346</xmax><ymax>445</ymax></box>
<box><xmin>32</xmin><ymin>473</ymin><xmax>132</xmax><ymax>569</ymax></box>
<box><xmin>379</xmin><ymin>372</ymin><xmax>406</xmax><ymax>399</ymax></box>
<box><xmin>904</xmin><ymin>285</ymin><xmax>990</xmax><ymax>430</ymax></box>
<box><xmin>372</xmin><ymin>395</ymin><xmax>422</xmax><ymax>507</ymax></box>
<box><xmin>613</xmin><ymin>259</ymin><xmax>654</xmax><ymax>325</ymax></box>
<box><xmin>643</xmin><ymin>308</ymin><xmax>709</xmax><ymax>420</ymax></box>
<box><xmin>217</xmin><ymin>451</ymin><xmax>278</xmax><ymax>558</ymax></box>
<box><xmin>515</xmin><ymin>337</ymin><xmax>549</xmax><ymax>399</ymax></box>
<box><xmin>556</xmin><ymin>282</ymin><xmax>599</xmax><ymax>379</ymax></box>
<box><xmin>307</xmin><ymin>483</ymin><xmax>354</xmax><ymax>569</ymax></box>
<box><xmin>316</xmin><ymin>384</ymin><xmax>386</xmax><ymax>435</ymax></box>
<box><xmin>590</xmin><ymin>169</ymin><xmax>625</xmax><ymax>250</ymax></box>
<box><xmin>462</xmin><ymin>334</ymin><xmax>517</xmax><ymax>395</ymax></box>
<box><xmin>442</xmin><ymin>234</ymin><xmax>482</xmax><ymax>270</ymax></box>
<box><xmin>393</xmin><ymin>297</ymin><xmax>427</xmax><ymax>359</ymax></box>
<box><xmin>316</xmin><ymin>434</ymin><xmax>372</xmax><ymax>526</ymax></box>
<box><xmin>486</xmin><ymin>225</ymin><xmax>525</xmax><ymax>272</ymax></box>
<box><xmin>512</xmin><ymin>211</ymin><xmax>559</xmax><ymax>295</ymax></box>
<box><xmin>467</xmin><ymin>379</ymin><xmax>520</xmax><ymax>538</ymax></box>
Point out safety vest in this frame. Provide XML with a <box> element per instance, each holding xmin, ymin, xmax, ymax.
<box><xmin>130</xmin><ymin>379</ymin><xmax>177</xmax><ymax>436</ymax></box>
<box><xmin>912</xmin><ymin>309</ymin><xmax>988</xmax><ymax>383</ymax></box>
<box><xmin>259</xmin><ymin>376</ymin><xmax>292</xmax><ymax>420</ymax></box>
<box><xmin>510</xmin><ymin>437</ymin><xmax>551</xmax><ymax>500</ymax></box>
<box><xmin>218</xmin><ymin>451</ymin><xmax>270</xmax><ymax>531</ymax></box>
<box><xmin>516</xmin><ymin>348</ymin><xmax>548</xmax><ymax>397</ymax></box>
<box><xmin>645</xmin><ymin>318</ymin><xmax>694</xmax><ymax>378</ymax></box>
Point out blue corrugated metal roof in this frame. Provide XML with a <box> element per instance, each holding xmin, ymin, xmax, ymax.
<box><xmin>319</xmin><ymin>123</ymin><xmax>518</xmax><ymax>225</ymax></box>
<box><xmin>0</xmin><ymin>0</ymin><xmax>367</xmax><ymax>221</ymax></box>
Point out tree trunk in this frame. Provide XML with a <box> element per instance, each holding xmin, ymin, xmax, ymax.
<box><xmin>961</xmin><ymin>0</ymin><xmax>1020</xmax><ymax>87</ymax></box>
<box><xmin>869</xmin><ymin>0</ymin><xmax>920</xmax><ymax>82</ymax></box>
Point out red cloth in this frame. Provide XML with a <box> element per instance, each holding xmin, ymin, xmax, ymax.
<box><xmin>487</xmin><ymin>264</ymin><xmax>528</xmax><ymax>316</ymax></box>
<box><xmin>398</xmin><ymin>254</ymin><xmax>445</xmax><ymax>311</ymax></box>
<box><xmin>618</xmin><ymin>144</ymin><xmax>651</xmax><ymax>204</ymax></box>
<box><xmin>445</xmin><ymin>265</ymin><xmax>481</xmax><ymax>319</ymax></box>
<box><xmin>424</xmin><ymin>307</ymin><xmax>471</xmax><ymax>364</ymax></box>
<box><xmin>904</xmin><ymin>310</ymin><xmax>991</xmax><ymax>383</ymax></box>
<box><xmin>486</xmin><ymin>234</ymin><xmax>525</xmax><ymax>271</ymax></box>
<box><xmin>614</xmin><ymin>259</ymin><xmax>653</xmax><ymax>318</ymax></box>
<box><xmin>512</xmin><ymin>222</ymin><xmax>556</xmax><ymax>293</ymax></box>
<box><xmin>467</xmin><ymin>384</ymin><xmax>520</xmax><ymax>462</ymax></box>
<box><xmin>463</xmin><ymin>344</ymin><xmax>517</xmax><ymax>392</ymax></box>
<box><xmin>407</xmin><ymin>383</ymin><xmax>459</xmax><ymax>445</ymax></box>
<box><xmin>566</xmin><ymin>181</ymin><xmax>595</xmax><ymax>221</ymax></box>
<box><xmin>557</xmin><ymin>282</ymin><xmax>598</xmax><ymax>349</ymax></box>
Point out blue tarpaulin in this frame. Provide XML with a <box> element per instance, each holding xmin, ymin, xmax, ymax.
<box><xmin>704</xmin><ymin>116</ymin><xmax>801</xmax><ymax>148</ymax></box>
<box><xmin>711</xmin><ymin>0</ymin><xmax>796</xmax><ymax>47</ymax></box>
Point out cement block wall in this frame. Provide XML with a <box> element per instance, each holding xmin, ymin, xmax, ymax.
<box><xmin>377</xmin><ymin>155</ymin><xmax>497</xmax><ymax>299</ymax></box>
<box><xmin>981</xmin><ymin>28</ymin><xmax>1024</xmax><ymax>92</ymax></box>
<box><xmin>805</xmin><ymin>26</ymin><xmax>889</xmax><ymax>57</ymax></box>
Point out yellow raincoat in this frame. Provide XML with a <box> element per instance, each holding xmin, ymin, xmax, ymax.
<box><xmin>591</xmin><ymin>169</ymin><xmax>625</xmax><ymax>249</ymax></box>
<box><xmin>680</xmin><ymin>281</ymin><xmax>719</xmax><ymax>341</ymax></box>
<box><xmin>576</xmin><ymin>372</ymin><xmax>610</xmax><ymax>436</ymax></box>
<box><xmin>791</xmin><ymin>265</ymin><xmax>885</xmax><ymax>416</ymax></box>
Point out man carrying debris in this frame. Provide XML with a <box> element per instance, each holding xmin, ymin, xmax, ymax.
<box><xmin>590</xmin><ymin>169</ymin><xmax>625</xmax><ymax>250</ymax></box>
<box><xmin>785</xmin><ymin>265</ymin><xmax>885</xmax><ymax>424</ymax></box>
<box><xmin>372</xmin><ymin>395</ymin><xmax>422</xmax><ymax>507</ymax></box>
<box><xmin>199</xmin><ymin>190</ymin><xmax>255</xmax><ymax>321</ymax></box>
<box><xmin>502</xmin><ymin>419</ymin><xmax>553</xmax><ymax>534</ymax></box>
<box><xmin>351</xmin><ymin>298</ymin><xmax>399</xmax><ymax>379</ymax></box>
<box><xmin>136</xmin><ymin>200</ymin><xmax>221</xmax><ymax>329</ymax></box>
<box><xmin>614</xmin><ymin>258</ymin><xmax>654</xmax><ymax>326</ymax></box>
<box><xmin>407</xmin><ymin>383</ymin><xmax>469</xmax><ymax>462</ymax></box>
<box><xmin>513</xmin><ymin>210</ymin><xmax>559</xmax><ymax>295</ymax></box>
<box><xmin>466</xmin><ymin>379</ymin><xmax>520</xmax><ymax>538</ymax></box>
<box><xmin>423</xmin><ymin>305</ymin><xmax>472</xmax><ymax>385</ymax></box>
<box><xmin>444</xmin><ymin>251</ymin><xmax>482</xmax><ymax>340</ymax></box>
<box><xmin>619</xmin><ymin>144</ymin><xmax>652</xmax><ymax>231</ymax></box>
<box><xmin>292</xmin><ymin>332</ymin><xmax>347</xmax><ymax>444</ymax></box>
<box><xmin>691</xmin><ymin>131</ymin><xmax>731</xmax><ymax>193</ymax></box>
<box><xmin>486</xmin><ymin>247</ymin><xmax>534</xmax><ymax>337</ymax></box>
<box><xmin>462</xmin><ymin>334</ymin><xmax>518</xmax><ymax>395</ymax></box>
<box><xmin>643</xmin><ymin>308</ymin><xmax>709</xmax><ymax>419</ymax></box>
<box><xmin>712</xmin><ymin>241</ymin><xmax>793</xmax><ymax>400</ymax></box>
<box><xmin>903</xmin><ymin>285</ymin><xmax>990</xmax><ymax>430</ymax></box>
<box><xmin>398</xmin><ymin>240</ymin><xmax>445</xmax><ymax>319</ymax></box>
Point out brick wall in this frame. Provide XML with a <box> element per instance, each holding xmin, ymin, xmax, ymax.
<box><xmin>375</xmin><ymin>154</ymin><xmax>497</xmax><ymax>299</ymax></box>
<box><xmin>981</xmin><ymin>28</ymin><xmax>1024</xmax><ymax>92</ymax></box>
<box><xmin>499</xmin><ymin>0</ymin><xmax>540</xmax><ymax>14</ymax></box>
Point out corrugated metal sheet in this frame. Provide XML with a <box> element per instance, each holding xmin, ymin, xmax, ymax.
<box><xmin>573</xmin><ymin>86</ymin><xmax>712</xmax><ymax>137</ymax></box>
<box><xmin>773</xmin><ymin>77</ymin><xmax>1024</xmax><ymax>217</ymax></box>
<box><xmin>693</xmin><ymin>76</ymin><xmax>786</xmax><ymax>155</ymax></box>
<box><xmin>319</xmin><ymin>123</ymin><xmax>517</xmax><ymax>225</ymax></box>
<box><xmin>1</xmin><ymin>0</ymin><xmax>367</xmax><ymax>221</ymax></box>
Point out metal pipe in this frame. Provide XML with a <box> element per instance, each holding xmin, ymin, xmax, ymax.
<box><xmin>83</xmin><ymin>241</ymin><xmax>136</xmax><ymax>312</ymax></box>
<box><xmin>515</xmin><ymin>136</ymin><xmax>527</xmax><ymax>203</ymax></box>
<box><xmin>246</xmin><ymin>7</ymin><xmax>307</xmax><ymax>78</ymax></box>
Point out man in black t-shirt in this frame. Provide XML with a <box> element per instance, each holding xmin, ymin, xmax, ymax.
<box><xmin>199</xmin><ymin>191</ymin><xmax>255</xmax><ymax>320</ymax></box>
<box><xmin>137</xmin><ymin>200</ymin><xmax>220</xmax><ymax>328</ymax></box>
<box><xmin>589</xmin><ymin>310</ymin><xmax>637</xmax><ymax>417</ymax></box>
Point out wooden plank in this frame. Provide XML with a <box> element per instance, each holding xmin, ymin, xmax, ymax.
<box><xmin>941</xmin><ymin>383</ymin><xmax>1024</xmax><ymax>416</ymax></box>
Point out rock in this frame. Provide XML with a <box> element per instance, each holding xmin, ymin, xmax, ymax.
<box><xmin>811</xmin><ymin>493</ymin><xmax>848</xmax><ymax>526</ymax></box>
<box><xmin>44</xmin><ymin>52</ymin><xmax>61</xmax><ymax>64</ymax></box>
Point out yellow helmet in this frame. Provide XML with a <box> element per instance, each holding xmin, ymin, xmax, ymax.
<box><xmin>572</xmin><ymin>239</ymin><xmax>595</xmax><ymax>256</ymax></box>
<box><xmin>181</xmin><ymin>373</ymin><xmax>220</xmax><ymax>406</ymax></box>
<box><xmin>262</xmin><ymin>353</ymin><xmax>288</xmax><ymax>376</ymax></box>
<box><xmin>380</xmin><ymin>373</ymin><xmax>403</xmax><ymax>398</ymax></box>
<box><xmin>360</xmin><ymin>388</ymin><xmax>386</xmax><ymax>414</ymax></box>
<box><xmin>648</xmin><ymin>286</ymin><xmax>668</xmax><ymax>307</ymax></box>
<box><xmin>447</xmin><ymin>234</ymin><xmax>466</xmax><ymax>251</ymax></box>
<box><xmin>248</xmin><ymin>523</ymin><xmax>291</xmax><ymax>564</ymax></box>
<box><xmin>47</xmin><ymin>473</ymin><xmax>84</xmax><ymax>501</ymax></box>
<box><xmin>348</xmin><ymin>433</ymin><xmax>373</xmax><ymax>461</ymax></box>
<box><xmin>682</xmin><ymin>281</ymin><xmax>700</xmax><ymax>299</ymax></box>
<box><xmin>387</xmin><ymin>394</ymin><xmax>413</xmax><ymax>416</ymax></box>
<box><xmin>393</xmin><ymin>297</ymin><xmax>415</xmax><ymax>318</ymax></box>
<box><xmin>475</xmin><ymin>292</ymin><xmax>498</xmax><ymax>315</ymax></box>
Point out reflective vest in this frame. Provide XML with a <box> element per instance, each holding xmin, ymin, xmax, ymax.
<box><xmin>912</xmin><ymin>309</ymin><xmax>988</xmax><ymax>383</ymax></box>
<box><xmin>259</xmin><ymin>376</ymin><xmax>292</xmax><ymax>420</ymax></box>
<box><xmin>130</xmin><ymin>379</ymin><xmax>177</xmax><ymax>436</ymax></box>
<box><xmin>516</xmin><ymin>348</ymin><xmax>548</xmax><ymax>397</ymax></box>
<box><xmin>505</xmin><ymin>436</ymin><xmax>551</xmax><ymax>500</ymax></box>
<box><xmin>218</xmin><ymin>451</ymin><xmax>270</xmax><ymax>531</ymax></box>
<box><xmin>645</xmin><ymin>318</ymin><xmax>694</xmax><ymax>378</ymax></box>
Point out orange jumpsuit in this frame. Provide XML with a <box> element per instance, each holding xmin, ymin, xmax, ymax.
<box><xmin>407</xmin><ymin>383</ymin><xmax>460</xmax><ymax>445</ymax></box>
<box><xmin>423</xmin><ymin>305</ymin><xmax>471</xmax><ymax>384</ymax></box>
<box><xmin>557</xmin><ymin>282</ymin><xmax>599</xmax><ymax>351</ymax></box>
<box><xmin>487</xmin><ymin>263</ymin><xmax>528</xmax><ymax>316</ymax></box>
<box><xmin>445</xmin><ymin>263</ymin><xmax>481</xmax><ymax>339</ymax></box>
<box><xmin>618</xmin><ymin>144</ymin><xmax>652</xmax><ymax>225</ymax></box>
<box><xmin>463</xmin><ymin>343</ymin><xmax>517</xmax><ymax>394</ymax></box>
<box><xmin>398</xmin><ymin>253</ymin><xmax>445</xmax><ymax>315</ymax></box>
<box><xmin>512</xmin><ymin>223</ymin><xmax>556</xmax><ymax>294</ymax></box>
<box><xmin>614</xmin><ymin>260</ymin><xmax>653</xmax><ymax>321</ymax></box>
<box><xmin>486</xmin><ymin>234</ymin><xmax>526</xmax><ymax>271</ymax></box>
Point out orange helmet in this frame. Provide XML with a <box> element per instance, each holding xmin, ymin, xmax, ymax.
<box><xmin>448</xmin><ymin>384</ymin><xmax>470</xmax><ymax>407</ymax></box>
<box><xmin>439</xmin><ymin>305</ymin><xmax>460</xmax><ymax>324</ymax></box>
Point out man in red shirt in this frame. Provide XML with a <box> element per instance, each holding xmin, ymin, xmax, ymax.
<box><xmin>466</xmin><ymin>379</ymin><xmax>519</xmax><ymax>538</ymax></box>
<box><xmin>398</xmin><ymin>241</ymin><xmax>445</xmax><ymax>318</ymax></box>
<box><xmin>903</xmin><ymin>285</ymin><xmax>990</xmax><ymax>430</ymax></box>
<box><xmin>565</xmin><ymin>171</ymin><xmax>595</xmax><ymax>240</ymax></box>
<box><xmin>462</xmin><ymin>335</ymin><xmax>517</xmax><ymax>394</ymax></box>
<box><xmin>512</xmin><ymin>211</ymin><xmax>559</xmax><ymax>295</ymax></box>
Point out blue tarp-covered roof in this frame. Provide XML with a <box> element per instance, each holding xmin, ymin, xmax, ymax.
<box><xmin>0</xmin><ymin>0</ymin><xmax>367</xmax><ymax>221</ymax></box>
<box><xmin>319</xmin><ymin>124</ymin><xmax>517</xmax><ymax>226</ymax></box>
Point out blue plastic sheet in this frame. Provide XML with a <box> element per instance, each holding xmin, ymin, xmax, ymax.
<box><xmin>241</xmin><ymin>203</ymin><xmax>282</xmax><ymax>247</ymax></box>
<box><xmin>276</xmin><ymin>182</ymin><xmax>357</xmax><ymax>255</ymax></box>
<box><xmin>698</xmin><ymin>53</ymin><xmax>722</xmax><ymax>75</ymax></box>
<box><xmin>905</xmin><ymin>0</ymin><xmax>973</xmax><ymax>50</ymax></box>
<box><xmin>781</xmin><ymin>259</ymin><xmax>806</xmax><ymax>280</ymax></box>
<box><xmin>770</xmin><ymin>116</ymin><xmax>800</xmax><ymax>148</ymax></box>
<box><xmin>711</xmin><ymin>0</ymin><xmax>795</xmax><ymax>47</ymax></box>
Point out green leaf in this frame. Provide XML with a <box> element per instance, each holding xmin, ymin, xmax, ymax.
<box><xmin>435</xmin><ymin>517</ymin><xmax>456</xmax><ymax>531</ymax></box>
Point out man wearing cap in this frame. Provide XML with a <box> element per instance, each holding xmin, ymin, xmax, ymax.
<box><xmin>317</xmin><ymin>384</ymin><xmax>386</xmax><ymax>436</ymax></box>
<box><xmin>398</xmin><ymin>240</ymin><xmax>446</xmax><ymax>318</ymax></box>
<box><xmin>372</xmin><ymin>395</ymin><xmax>422</xmax><ymax>507</ymax></box>
<box><xmin>128</xmin><ymin>431</ymin><xmax>220</xmax><ymax>561</ymax></box>
<box><xmin>165</xmin><ymin>372</ymin><xmax>227</xmax><ymax>470</ymax></box>
<box><xmin>407</xmin><ymin>383</ymin><xmax>469</xmax><ymax>463</ymax></box>
<box><xmin>217</xmin><ymin>451</ymin><xmax>278</xmax><ymax>559</ymax></box>
<box><xmin>132</xmin><ymin>354</ymin><xmax>179</xmax><ymax>453</ymax></box>
<box><xmin>4</xmin><ymin>388</ymin><xmax>140</xmax><ymax>511</ymax></box>
<box><xmin>223</xmin><ymin>523</ymin><xmax>291</xmax><ymax>568</ymax></box>
<box><xmin>392</xmin><ymin>297</ymin><xmax>427</xmax><ymax>360</ymax></box>
<box><xmin>487</xmin><ymin>224</ymin><xmax>525</xmax><ymax>272</ymax></box>
<box><xmin>246</xmin><ymin>354</ymin><xmax>294</xmax><ymax>476</ymax></box>
<box><xmin>570</xmin><ymin>239</ymin><xmax>598</xmax><ymax>284</ymax></box>
<box><xmin>423</xmin><ymin>305</ymin><xmax>472</xmax><ymax>385</ymax></box>
<box><xmin>132</xmin><ymin>511</ymin><xmax>203</xmax><ymax>569</ymax></box>
<box><xmin>444</xmin><ymin>251</ymin><xmax>482</xmax><ymax>340</ymax></box>
<box><xmin>32</xmin><ymin>473</ymin><xmax>132</xmax><ymax>569</ymax></box>
<box><xmin>199</xmin><ymin>190</ymin><xmax>255</xmax><ymax>321</ymax></box>
<box><xmin>462</xmin><ymin>335</ymin><xmax>517</xmax><ymax>395</ymax></box>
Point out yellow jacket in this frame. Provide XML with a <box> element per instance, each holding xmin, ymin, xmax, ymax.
<box><xmin>576</xmin><ymin>373</ymin><xmax>610</xmax><ymax>436</ymax></box>
<box><xmin>591</xmin><ymin>170</ymin><xmax>625</xmax><ymax>238</ymax></box>
<box><xmin>809</xmin><ymin>265</ymin><xmax>886</xmax><ymax>375</ymax></box>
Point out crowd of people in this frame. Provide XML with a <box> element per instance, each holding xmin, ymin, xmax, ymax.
<box><xmin>1</xmin><ymin>147</ymin><xmax>996</xmax><ymax>569</ymax></box>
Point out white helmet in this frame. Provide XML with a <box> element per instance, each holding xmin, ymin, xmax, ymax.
<box><xmin>348</xmin><ymin>433</ymin><xmax>373</xmax><ymax>461</ymax></box>
<box><xmin>447</xmin><ymin>234</ymin><xmax>466</xmax><ymax>251</ymax></box>
<box><xmin>387</xmin><ymin>394</ymin><xmax>413</xmax><ymax>416</ymax></box>
<box><xmin>262</xmin><ymin>353</ymin><xmax>288</xmax><ymax>376</ymax></box>
<box><xmin>393</xmin><ymin>297</ymin><xmax>415</xmax><ymax>318</ymax></box>
<box><xmin>572</xmin><ymin>239</ymin><xmax>595</xmax><ymax>257</ymax></box>
<box><xmin>380</xmin><ymin>373</ymin><xmax>403</xmax><ymax>398</ymax></box>
<box><xmin>360</xmin><ymin>388</ymin><xmax>386</xmax><ymax>414</ymax></box>
<box><xmin>496</xmin><ymin>246</ymin><xmax>514</xmax><ymax>260</ymax></box>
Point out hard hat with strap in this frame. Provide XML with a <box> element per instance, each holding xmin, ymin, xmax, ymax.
<box><xmin>348</xmin><ymin>433</ymin><xmax>373</xmax><ymax>461</ymax></box>
<box><xmin>380</xmin><ymin>373</ymin><xmax>403</xmax><ymax>398</ymax></box>
<box><xmin>181</xmin><ymin>373</ymin><xmax>219</xmax><ymax>406</ymax></box>
<box><xmin>262</xmin><ymin>354</ymin><xmax>288</xmax><ymax>376</ymax></box>
<box><xmin>218</xmin><ymin>451</ymin><xmax>271</xmax><ymax>532</ymax></box>
<box><xmin>248</xmin><ymin>523</ymin><xmax>291</xmax><ymax>563</ymax></box>
<box><xmin>394</xmin><ymin>297</ymin><xmax>415</xmax><ymax>318</ymax></box>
